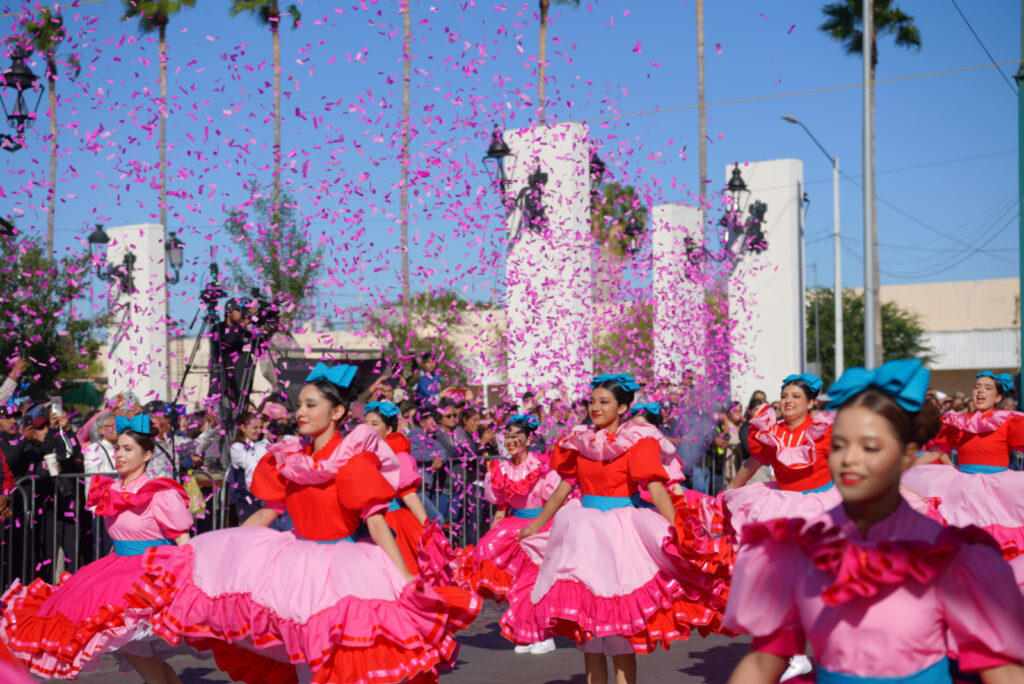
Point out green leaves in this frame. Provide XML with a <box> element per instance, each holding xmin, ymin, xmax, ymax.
<box><xmin>121</xmin><ymin>0</ymin><xmax>197</xmax><ymax>33</ymax></box>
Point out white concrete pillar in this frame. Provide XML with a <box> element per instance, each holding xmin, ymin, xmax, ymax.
<box><xmin>652</xmin><ymin>204</ymin><xmax>706</xmax><ymax>384</ymax></box>
<box><xmin>104</xmin><ymin>223</ymin><xmax>169</xmax><ymax>404</ymax></box>
<box><xmin>728</xmin><ymin>159</ymin><xmax>805</xmax><ymax>404</ymax></box>
<box><xmin>505</xmin><ymin>122</ymin><xmax>593</xmax><ymax>400</ymax></box>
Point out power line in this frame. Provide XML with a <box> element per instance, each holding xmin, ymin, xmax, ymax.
<box><xmin>572</xmin><ymin>60</ymin><xmax>1023</xmax><ymax>124</ymax></box>
<box><xmin>950</xmin><ymin>0</ymin><xmax>1018</xmax><ymax>96</ymax></box>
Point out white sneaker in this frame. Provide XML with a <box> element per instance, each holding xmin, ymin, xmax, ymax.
<box><xmin>513</xmin><ymin>644</ymin><xmax>531</xmax><ymax>654</ymax></box>
<box><xmin>780</xmin><ymin>655</ymin><xmax>812</xmax><ymax>682</ymax></box>
<box><xmin>529</xmin><ymin>638</ymin><xmax>556</xmax><ymax>655</ymax></box>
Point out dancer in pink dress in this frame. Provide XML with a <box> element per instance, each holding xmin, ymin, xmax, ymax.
<box><xmin>2</xmin><ymin>415</ymin><xmax>193</xmax><ymax>682</ymax></box>
<box><xmin>903</xmin><ymin>370</ymin><xmax>1024</xmax><ymax>587</ymax></box>
<box><xmin>725</xmin><ymin>359</ymin><xmax>1024</xmax><ymax>683</ymax></box>
<box><xmin>138</xmin><ymin>364</ymin><xmax>480</xmax><ymax>684</ymax></box>
<box><xmin>363</xmin><ymin>400</ymin><xmax>452</xmax><ymax>580</ymax></box>
<box><xmin>467</xmin><ymin>414</ymin><xmax>563</xmax><ymax>655</ymax></box>
<box><xmin>503</xmin><ymin>374</ymin><xmax>726</xmax><ymax>684</ymax></box>
<box><xmin>723</xmin><ymin>374</ymin><xmax>841</xmax><ymax>547</ymax></box>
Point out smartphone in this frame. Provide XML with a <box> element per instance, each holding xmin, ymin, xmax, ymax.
<box><xmin>50</xmin><ymin>396</ymin><xmax>63</xmax><ymax>417</ymax></box>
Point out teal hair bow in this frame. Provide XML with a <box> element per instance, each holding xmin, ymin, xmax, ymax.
<box><xmin>116</xmin><ymin>414</ymin><xmax>151</xmax><ymax>434</ymax></box>
<box><xmin>365</xmin><ymin>401</ymin><xmax>401</xmax><ymax>418</ymax></box>
<box><xmin>306</xmin><ymin>362</ymin><xmax>358</xmax><ymax>389</ymax></box>
<box><xmin>827</xmin><ymin>359</ymin><xmax>930</xmax><ymax>412</ymax></box>
<box><xmin>630</xmin><ymin>402</ymin><xmax>662</xmax><ymax>416</ymax></box>
<box><xmin>781</xmin><ymin>373</ymin><xmax>823</xmax><ymax>394</ymax></box>
<box><xmin>507</xmin><ymin>414</ymin><xmax>540</xmax><ymax>431</ymax></box>
<box><xmin>591</xmin><ymin>373</ymin><xmax>640</xmax><ymax>392</ymax></box>
<box><xmin>976</xmin><ymin>371</ymin><xmax>1013</xmax><ymax>394</ymax></box>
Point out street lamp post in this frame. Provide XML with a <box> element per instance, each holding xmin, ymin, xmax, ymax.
<box><xmin>782</xmin><ymin>115</ymin><xmax>843</xmax><ymax>379</ymax></box>
<box><xmin>0</xmin><ymin>48</ymin><xmax>43</xmax><ymax>153</ymax></box>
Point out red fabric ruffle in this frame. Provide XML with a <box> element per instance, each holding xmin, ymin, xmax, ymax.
<box><xmin>486</xmin><ymin>458</ymin><xmax>551</xmax><ymax>500</ymax></box>
<box><xmin>464</xmin><ymin>516</ymin><xmax>549</xmax><ymax>603</ymax></box>
<box><xmin>739</xmin><ymin>517</ymin><xmax>1003</xmax><ymax>606</ymax></box>
<box><xmin>87</xmin><ymin>475</ymin><xmax>188</xmax><ymax>516</ymax></box>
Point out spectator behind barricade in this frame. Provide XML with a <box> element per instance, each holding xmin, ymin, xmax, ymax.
<box><xmin>0</xmin><ymin>405</ymin><xmax>17</xmax><ymax>517</ymax></box>
<box><xmin>953</xmin><ymin>391</ymin><xmax>970</xmax><ymax>412</ymax></box>
<box><xmin>409</xmin><ymin>407</ymin><xmax>444</xmax><ymax>517</ymax></box>
<box><xmin>367</xmin><ymin>375</ymin><xmax>399</xmax><ymax>403</ymax></box>
<box><xmin>714</xmin><ymin>401</ymin><xmax>744</xmax><ymax>487</ymax></box>
<box><xmin>229</xmin><ymin>412</ymin><xmax>269</xmax><ymax>489</ymax></box>
<box><xmin>430</xmin><ymin>398</ymin><xmax>462</xmax><ymax>522</ymax></box>
<box><xmin>736</xmin><ymin>392</ymin><xmax>771</xmax><ymax>485</ymax></box>
<box><xmin>414</xmin><ymin>352</ymin><xmax>442</xmax><ymax>404</ymax></box>
<box><xmin>82</xmin><ymin>412</ymin><xmax>118</xmax><ymax>496</ymax></box>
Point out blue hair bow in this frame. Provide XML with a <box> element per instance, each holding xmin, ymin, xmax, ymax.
<box><xmin>116</xmin><ymin>414</ymin><xmax>151</xmax><ymax>435</ymax></box>
<box><xmin>827</xmin><ymin>359</ymin><xmax>930</xmax><ymax>412</ymax></box>
<box><xmin>306</xmin><ymin>362</ymin><xmax>358</xmax><ymax>389</ymax></box>
<box><xmin>591</xmin><ymin>373</ymin><xmax>641</xmax><ymax>392</ymax></box>
<box><xmin>630</xmin><ymin>402</ymin><xmax>662</xmax><ymax>416</ymax></box>
<box><xmin>976</xmin><ymin>371</ymin><xmax>1013</xmax><ymax>394</ymax></box>
<box><xmin>507</xmin><ymin>414</ymin><xmax>540</xmax><ymax>431</ymax></box>
<box><xmin>365</xmin><ymin>401</ymin><xmax>401</xmax><ymax>418</ymax></box>
<box><xmin>781</xmin><ymin>373</ymin><xmax>823</xmax><ymax>394</ymax></box>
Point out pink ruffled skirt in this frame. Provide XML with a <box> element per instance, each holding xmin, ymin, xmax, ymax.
<box><xmin>499</xmin><ymin>504</ymin><xmax>724</xmax><ymax>654</ymax></box>
<box><xmin>723</xmin><ymin>482</ymin><xmax>843</xmax><ymax>545</ymax></box>
<box><xmin>901</xmin><ymin>465</ymin><xmax>1024</xmax><ymax>569</ymax></box>
<box><xmin>139</xmin><ymin>526</ymin><xmax>480</xmax><ymax>684</ymax></box>
<box><xmin>1</xmin><ymin>553</ymin><xmax>196</xmax><ymax>679</ymax></box>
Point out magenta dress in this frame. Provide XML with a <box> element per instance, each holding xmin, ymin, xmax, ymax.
<box><xmin>724</xmin><ymin>500</ymin><xmax>1024</xmax><ymax>681</ymax></box>
<box><xmin>465</xmin><ymin>452</ymin><xmax>563</xmax><ymax>612</ymax></box>
<box><xmin>1</xmin><ymin>474</ymin><xmax>193</xmax><ymax>679</ymax></box>
<box><xmin>138</xmin><ymin>425</ymin><xmax>480</xmax><ymax>684</ymax></box>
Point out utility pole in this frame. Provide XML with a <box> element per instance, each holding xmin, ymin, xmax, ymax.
<box><xmin>400</xmin><ymin>0</ymin><xmax>412</xmax><ymax>306</ymax></box>
<box><xmin>696</xmin><ymin>0</ymin><xmax>707</xmax><ymax>208</ymax></box>
<box><xmin>862</xmin><ymin>0</ymin><xmax>877</xmax><ymax>368</ymax></box>
<box><xmin>1016</xmin><ymin>0</ymin><xmax>1024</xmax><ymax>372</ymax></box>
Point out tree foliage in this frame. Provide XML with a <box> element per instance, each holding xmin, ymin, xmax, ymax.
<box><xmin>223</xmin><ymin>183</ymin><xmax>324</xmax><ymax>331</ymax></box>
<box><xmin>365</xmin><ymin>290</ymin><xmax>487</xmax><ymax>388</ymax></box>
<box><xmin>121</xmin><ymin>0</ymin><xmax>196</xmax><ymax>33</ymax></box>
<box><xmin>590</xmin><ymin>182</ymin><xmax>648</xmax><ymax>258</ymax></box>
<box><xmin>0</xmin><ymin>235</ymin><xmax>105</xmax><ymax>398</ymax></box>
<box><xmin>819</xmin><ymin>0</ymin><xmax>922</xmax><ymax>65</ymax></box>
<box><xmin>806</xmin><ymin>288</ymin><xmax>933</xmax><ymax>386</ymax></box>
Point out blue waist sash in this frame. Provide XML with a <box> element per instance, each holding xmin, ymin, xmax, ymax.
<box><xmin>113</xmin><ymin>538</ymin><xmax>172</xmax><ymax>557</ymax></box>
<box><xmin>296</xmin><ymin>532</ymin><xmax>360</xmax><ymax>544</ymax></box>
<box><xmin>511</xmin><ymin>507</ymin><xmax>543</xmax><ymax>519</ymax></box>
<box><xmin>800</xmin><ymin>480</ymin><xmax>835</xmax><ymax>495</ymax></box>
<box><xmin>958</xmin><ymin>464</ymin><xmax>1006</xmax><ymax>475</ymax></box>
<box><xmin>580</xmin><ymin>493</ymin><xmax>654</xmax><ymax>511</ymax></box>
<box><xmin>387</xmin><ymin>499</ymin><xmax>403</xmax><ymax>512</ymax></box>
<box><xmin>816</xmin><ymin>657</ymin><xmax>950</xmax><ymax>684</ymax></box>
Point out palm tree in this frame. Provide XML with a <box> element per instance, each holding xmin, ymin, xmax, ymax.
<box><xmin>537</xmin><ymin>0</ymin><xmax>579</xmax><ymax>123</ymax></box>
<box><xmin>229</xmin><ymin>1</ymin><xmax>300</xmax><ymax>216</ymax></box>
<box><xmin>122</xmin><ymin>0</ymin><xmax>196</xmax><ymax>232</ymax></box>
<box><xmin>819</xmin><ymin>0</ymin><xmax>920</xmax><ymax>363</ymax></box>
<box><xmin>591</xmin><ymin>182</ymin><xmax>647</xmax><ymax>302</ymax></box>
<box><xmin>22</xmin><ymin>8</ymin><xmax>77</xmax><ymax>265</ymax></box>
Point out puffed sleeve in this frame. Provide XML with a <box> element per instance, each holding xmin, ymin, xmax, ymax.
<box><xmin>483</xmin><ymin>460</ymin><xmax>505</xmax><ymax>507</ymax></box>
<box><xmin>249</xmin><ymin>453</ymin><xmax>288</xmax><ymax>513</ymax></box>
<box><xmin>335</xmin><ymin>451</ymin><xmax>398</xmax><ymax>520</ymax></box>
<box><xmin>626</xmin><ymin>437</ymin><xmax>669</xmax><ymax>484</ymax></box>
<box><xmin>939</xmin><ymin>542</ymin><xmax>1024</xmax><ymax>671</ymax></box>
<box><xmin>550</xmin><ymin>441</ymin><xmax>579</xmax><ymax>481</ymax></box>
<box><xmin>150</xmin><ymin>488</ymin><xmax>193</xmax><ymax>538</ymax></box>
<box><xmin>1006</xmin><ymin>415</ymin><xmax>1024</xmax><ymax>452</ymax></box>
<box><xmin>395</xmin><ymin>451</ymin><xmax>422</xmax><ymax>497</ymax></box>
<box><xmin>723</xmin><ymin>530</ymin><xmax>807</xmax><ymax>656</ymax></box>
<box><xmin>927</xmin><ymin>422</ymin><xmax>959</xmax><ymax>455</ymax></box>
<box><xmin>536</xmin><ymin>468</ymin><xmax>562</xmax><ymax>503</ymax></box>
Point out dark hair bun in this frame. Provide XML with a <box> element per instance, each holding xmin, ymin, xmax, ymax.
<box><xmin>783</xmin><ymin>378</ymin><xmax>820</xmax><ymax>401</ymax></box>
<box><xmin>911</xmin><ymin>400</ymin><xmax>942</xmax><ymax>446</ymax></box>
<box><xmin>592</xmin><ymin>378</ymin><xmax>636</xmax><ymax>408</ymax></box>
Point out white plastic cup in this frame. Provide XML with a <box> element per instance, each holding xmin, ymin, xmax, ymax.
<box><xmin>43</xmin><ymin>453</ymin><xmax>59</xmax><ymax>477</ymax></box>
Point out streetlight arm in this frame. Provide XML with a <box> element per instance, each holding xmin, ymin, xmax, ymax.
<box><xmin>782</xmin><ymin>116</ymin><xmax>834</xmax><ymax>165</ymax></box>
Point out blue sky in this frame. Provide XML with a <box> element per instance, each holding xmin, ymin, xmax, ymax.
<box><xmin>0</xmin><ymin>0</ymin><xmax>1018</xmax><ymax>326</ymax></box>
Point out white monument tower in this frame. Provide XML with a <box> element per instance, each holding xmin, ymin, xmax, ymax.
<box><xmin>652</xmin><ymin>204</ymin><xmax>706</xmax><ymax>384</ymax></box>
<box><xmin>728</xmin><ymin>159</ymin><xmax>806</xmax><ymax>404</ymax></box>
<box><xmin>103</xmin><ymin>223</ymin><xmax>170</xmax><ymax>404</ymax></box>
<box><xmin>503</xmin><ymin>122</ymin><xmax>593</xmax><ymax>399</ymax></box>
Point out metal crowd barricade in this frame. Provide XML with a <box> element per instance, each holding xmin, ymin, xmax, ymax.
<box><xmin>417</xmin><ymin>455</ymin><xmax>493</xmax><ymax>548</ymax></box>
<box><xmin>0</xmin><ymin>469</ymin><xmax>235</xmax><ymax>589</ymax></box>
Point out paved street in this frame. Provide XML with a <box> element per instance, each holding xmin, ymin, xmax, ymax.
<box><xmin>62</xmin><ymin>604</ymin><xmax>749</xmax><ymax>684</ymax></box>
